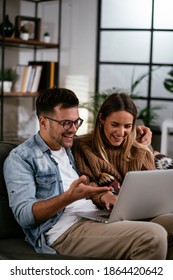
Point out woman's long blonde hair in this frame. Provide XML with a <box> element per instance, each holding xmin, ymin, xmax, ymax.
<box><xmin>92</xmin><ymin>93</ymin><xmax>150</xmax><ymax>162</ymax></box>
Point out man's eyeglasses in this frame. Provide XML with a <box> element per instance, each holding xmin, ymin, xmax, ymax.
<box><xmin>44</xmin><ymin>116</ymin><xmax>83</xmax><ymax>131</ymax></box>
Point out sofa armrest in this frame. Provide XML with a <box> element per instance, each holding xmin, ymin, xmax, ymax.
<box><xmin>0</xmin><ymin>142</ymin><xmax>24</xmax><ymax>239</ymax></box>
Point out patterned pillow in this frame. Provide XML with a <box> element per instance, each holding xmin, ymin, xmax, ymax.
<box><xmin>155</xmin><ymin>154</ymin><xmax>173</xmax><ymax>169</ymax></box>
<box><xmin>98</xmin><ymin>173</ymin><xmax>120</xmax><ymax>195</ymax></box>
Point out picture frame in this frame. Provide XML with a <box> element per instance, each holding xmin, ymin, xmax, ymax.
<box><xmin>15</xmin><ymin>16</ymin><xmax>41</xmax><ymax>41</ymax></box>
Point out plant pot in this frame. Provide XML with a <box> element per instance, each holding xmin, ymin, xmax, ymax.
<box><xmin>0</xmin><ymin>81</ymin><xmax>12</xmax><ymax>92</ymax></box>
<box><xmin>44</xmin><ymin>35</ymin><xmax>51</xmax><ymax>43</ymax></box>
<box><xmin>20</xmin><ymin>33</ymin><xmax>29</xmax><ymax>40</ymax></box>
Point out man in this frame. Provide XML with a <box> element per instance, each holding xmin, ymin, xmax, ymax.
<box><xmin>3</xmin><ymin>88</ymin><xmax>170</xmax><ymax>259</ymax></box>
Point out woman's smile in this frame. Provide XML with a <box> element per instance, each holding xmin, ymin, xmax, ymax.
<box><xmin>101</xmin><ymin>110</ymin><xmax>133</xmax><ymax>147</ymax></box>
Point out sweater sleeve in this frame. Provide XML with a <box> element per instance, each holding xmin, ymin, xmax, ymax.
<box><xmin>91</xmin><ymin>192</ymin><xmax>106</xmax><ymax>209</ymax></box>
<box><xmin>72</xmin><ymin>137</ymin><xmax>102</xmax><ymax>182</ymax></box>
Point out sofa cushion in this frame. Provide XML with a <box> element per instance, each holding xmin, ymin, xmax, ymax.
<box><xmin>0</xmin><ymin>142</ymin><xmax>24</xmax><ymax>239</ymax></box>
<box><xmin>0</xmin><ymin>237</ymin><xmax>77</xmax><ymax>260</ymax></box>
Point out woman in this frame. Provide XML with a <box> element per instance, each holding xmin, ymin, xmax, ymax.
<box><xmin>73</xmin><ymin>93</ymin><xmax>155</xmax><ymax>188</ymax></box>
<box><xmin>73</xmin><ymin>93</ymin><xmax>172</xmax><ymax>207</ymax></box>
<box><xmin>72</xmin><ymin>92</ymin><xmax>173</xmax><ymax>259</ymax></box>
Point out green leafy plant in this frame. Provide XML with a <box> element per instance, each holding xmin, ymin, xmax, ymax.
<box><xmin>130</xmin><ymin>70</ymin><xmax>150</xmax><ymax>99</ymax></box>
<box><xmin>0</xmin><ymin>68</ymin><xmax>18</xmax><ymax>81</ymax></box>
<box><xmin>80</xmin><ymin>88</ymin><xmax>119</xmax><ymax>127</ymax></box>
<box><xmin>130</xmin><ymin>68</ymin><xmax>162</xmax><ymax>127</ymax></box>
<box><xmin>81</xmin><ymin>68</ymin><xmax>165</xmax><ymax>129</ymax></box>
<box><xmin>20</xmin><ymin>25</ymin><xmax>29</xmax><ymax>34</ymax></box>
<box><xmin>44</xmin><ymin>32</ymin><xmax>50</xmax><ymax>37</ymax></box>
<box><xmin>163</xmin><ymin>68</ymin><xmax>173</xmax><ymax>93</ymax></box>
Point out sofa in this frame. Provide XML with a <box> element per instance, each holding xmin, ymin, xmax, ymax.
<box><xmin>0</xmin><ymin>141</ymin><xmax>86</xmax><ymax>260</ymax></box>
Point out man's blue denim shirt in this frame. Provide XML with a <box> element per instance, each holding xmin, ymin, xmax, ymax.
<box><xmin>3</xmin><ymin>133</ymin><xmax>80</xmax><ymax>254</ymax></box>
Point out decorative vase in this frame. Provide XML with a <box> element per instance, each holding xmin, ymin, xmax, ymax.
<box><xmin>0</xmin><ymin>15</ymin><xmax>14</xmax><ymax>37</ymax></box>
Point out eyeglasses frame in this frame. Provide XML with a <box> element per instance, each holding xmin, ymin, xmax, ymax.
<box><xmin>44</xmin><ymin>116</ymin><xmax>83</xmax><ymax>131</ymax></box>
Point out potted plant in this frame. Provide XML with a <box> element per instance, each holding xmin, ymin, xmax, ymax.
<box><xmin>0</xmin><ymin>68</ymin><xmax>18</xmax><ymax>92</ymax></box>
<box><xmin>130</xmin><ymin>68</ymin><xmax>162</xmax><ymax>127</ymax></box>
<box><xmin>43</xmin><ymin>32</ymin><xmax>50</xmax><ymax>43</ymax></box>
<box><xmin>20</xmin><ymin>25</ymin><xmax>29</xmax><ymax>40</ymax></box>
<box><xmin>80</xmin><ymin>85</ymin><xmax>161</xmax><ymax>131</ymax></box>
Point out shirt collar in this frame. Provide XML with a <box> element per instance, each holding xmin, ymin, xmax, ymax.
<box><xmin>35</xmin><ymin>132</ymin><xmax>50</xmax><ymax>153</ymax></box>
<box><xmin>34</xmin><ymin>132</ymin><xmax>72</xmax><ymax>155</ymax></box>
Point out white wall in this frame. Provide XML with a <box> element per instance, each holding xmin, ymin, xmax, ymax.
<box><xmin>60</xmin><ymin>0</ymin><xmax>97</xmax><ymax>134</ymax></box>
<box><xmin>60</xmin><ymin>0</ymin><xmax>97</xmax><ymax>89</ymax></box>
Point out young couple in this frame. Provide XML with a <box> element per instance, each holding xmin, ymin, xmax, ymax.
<box><xmin>3</xmin><ymin>88</ymin><xmax>173</xmax><ymax>259</ymax></box>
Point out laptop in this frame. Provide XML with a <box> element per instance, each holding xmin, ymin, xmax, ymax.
<box><xmin>76</xmin><ymin>169</ymin><xmax>173</xmax><ymax>223</ymax></box>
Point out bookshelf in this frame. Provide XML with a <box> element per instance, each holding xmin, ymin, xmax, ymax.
<box><xmin>0</xmin><ymin>0</ymin><xmax>62</xmax><ymax>141</ymax></box>
<box><xmin>0</xmin><ymin>37</ymin><xmax>59</xmax><ymax>48</ymax></box>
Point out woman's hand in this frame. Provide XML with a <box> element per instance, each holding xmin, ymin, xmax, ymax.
<box><xmin>100</xmin><ymin>191</ymin><xmax>117</xmax><ymax>210</ymax></box>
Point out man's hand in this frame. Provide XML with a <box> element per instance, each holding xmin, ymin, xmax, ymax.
<box><xmin>67</xmin><ymin>175</ymin><xmax>113</xmax><ymax>201</ymax></box>
<box><xmin>136</xmin><ymin>125</ymin><xmax>152</xmax><ymax>146</ymax></box>
<box><xmin>33</xmin><ymin>175</ymin><xmax>112</xmax><ymax>224</ymax></box>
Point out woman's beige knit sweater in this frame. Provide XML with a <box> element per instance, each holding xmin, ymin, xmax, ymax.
<box><xmin>73</xmin><ymin>133</ymin><xmax>156</xmax><ymax>186</ymax></box>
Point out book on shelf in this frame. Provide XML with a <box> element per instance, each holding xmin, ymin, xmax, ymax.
<box><xmin>14</xmin><ymin>64</ymin><xmax>43</xmax><ymax>93</ymax></box>
<box><xmin>27</xmin><ymin>67</ymin><xmax>36</xmax><ymax>92</ymax></box>
<box><xmin>28</xmin><ymin>61</ymin><xmax>58</xmax><ymax>91</ymax></box>
<box><xmin>30</xmin><ymin>65</ymin><xmax>43</xmax><ymax>93</ymax></box>
<box><xmin>14</xmin><ymin>64</ymin><xmax>27</xmax><ymax>92</ymax></box>
<box><xmin>20</xmin><ymin>65</ymin><xmax>32</xmax><ymax>93</ymax></box>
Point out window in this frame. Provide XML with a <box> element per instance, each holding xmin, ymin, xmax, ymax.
<box><xmin>96</xmin><ymin>0</ymin><xmax>173</xmax><ymax>127</ymax></box>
